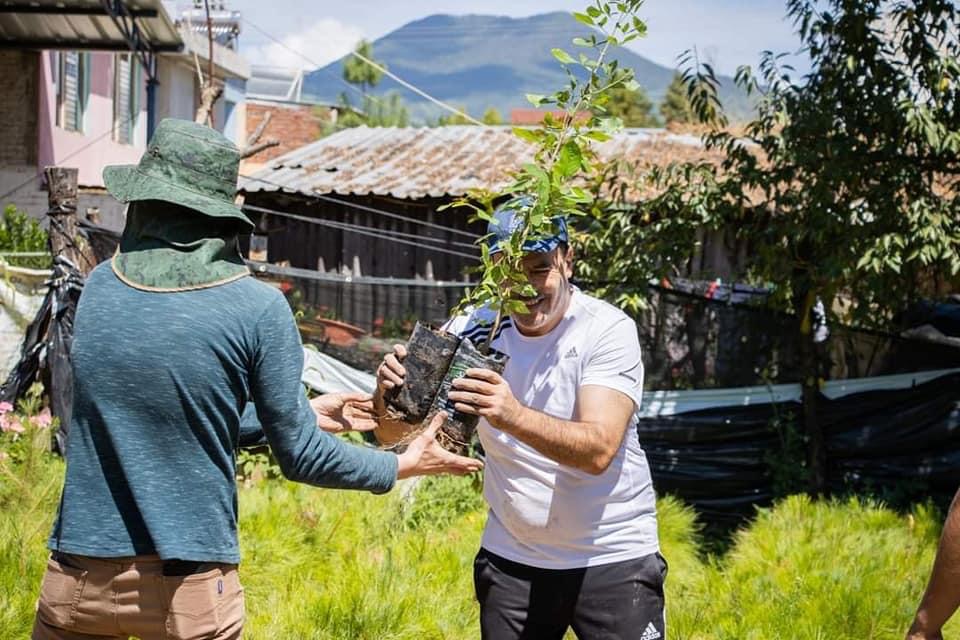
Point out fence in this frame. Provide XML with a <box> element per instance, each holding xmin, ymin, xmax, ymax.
<box><xmin>638</xmin><ymin>369</ymin><xmax>960</xmax><ymax>525</ymax></box>
<box><xmin>249</xmin><ymin>261</ymin><xmax>469</xmax><ymax>335</ymax></box>
<box><xmin>78</xmin><ymin>216</ymin><xmax>960</xmax><ymax>389</ymax></box>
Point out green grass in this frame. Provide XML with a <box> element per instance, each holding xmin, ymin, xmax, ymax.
<box><xmin>1</xmin><ymin>424</ymin><xmax>956</xmax><ymax>640</ymax></box>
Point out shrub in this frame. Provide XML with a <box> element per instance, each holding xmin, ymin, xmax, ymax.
<box><xmin>1</xmin><ymin>435</ymin><xmax>953</xmax><ymax>640</ymax></box>
<box><xmin>0</xmin><ymin>386</ymin><xmax>61</xmax><ymax>639</ymax></box>
<box><xmin>0</xmin><ymin>205</ymin><xmax>50</xmax><ymax>270</ymax></box>
<box><xmin>671</xmin><ymin>495</ymin><xmax>954</xmax><ymax>640</ymax></box>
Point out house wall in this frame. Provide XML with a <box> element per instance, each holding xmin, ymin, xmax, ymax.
<box><xmin>241</xmin><ymin>101</ymin><xmax>331</xmax><ymax>173</ymax></box>
<box><xmin>154</xmin><ymin>59</ymin><xmax>247</xmax><ymax>146</ymax></box>
<box><xmin>36</xmin><ymin>51</ymin><xmax>148</xmax><ymax>189</ymax></box>
<box><xmin>222</xmin><ymin>78</ymin><xmax>246</xmax><ymax>145</ymax></box>
<box><xmin>0</xmin><ymin>51</ymin><xmax>39</xmax><ymax>167</ymax></box>
<box><xmin>0</xmin><ymin>51</ymin><xmax>46</xmax><ymax>217</ymax></box>
<box><xmin>155</xmin><ymin>57</ymin><xmax>198</xmax><ymax>123</ymax></box>
<box><xmin>245</xmin><ymin>192</ymin><xmax>483</xmax><ymax>281</ymax></box>
<box><xmin>242</xmin><ymin>191</ymin><xmax>483</xmax><ymax>330</ymax></box>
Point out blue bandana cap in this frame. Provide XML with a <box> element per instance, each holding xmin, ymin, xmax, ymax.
<box><xmin>486</xmin><ymin>197</ymin><xmax>569</xmax><ymax>255</ymax></box>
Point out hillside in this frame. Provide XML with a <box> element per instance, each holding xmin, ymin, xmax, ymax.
<box><xmin>302</xmin><ymin>12</ymin><xmax>755</xmax><ymax>123</ymax></box>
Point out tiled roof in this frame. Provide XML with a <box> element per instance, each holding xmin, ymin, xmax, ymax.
<box><xmin>239</xmin><ymin>125</ymin><xmax>720</xmax><ymax>201</ymax></box>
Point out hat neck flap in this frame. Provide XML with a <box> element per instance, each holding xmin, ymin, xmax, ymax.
<box><xmin>112</xmin><ymin>201</ymin><xmax>250</xmax><ymax>292</ymax></box>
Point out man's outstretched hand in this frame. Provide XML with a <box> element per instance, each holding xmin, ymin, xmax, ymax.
<box><xmin>396</xmin><ymin>412</ymin><xmax>483</xmax><ymax>479</ymax></box>
<box><xmin>310</xmin><ymin>392</ymin><xmax>379</xmax><ymax>434</ymax></box>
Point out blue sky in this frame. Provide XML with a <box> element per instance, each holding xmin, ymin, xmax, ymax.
<box><xmin>219</xmin><ymin>0</ymin><xmax>808</xmax><ymax>76</ymax></box>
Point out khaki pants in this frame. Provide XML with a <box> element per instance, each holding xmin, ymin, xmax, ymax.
<box><xmin>32</xmin><ymin>553</ymin><xmax>244</xmax><ymax>640</ymax></box>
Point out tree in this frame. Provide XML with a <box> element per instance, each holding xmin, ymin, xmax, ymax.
<box><xmin>446</xmin><ymin>0</ymin><xmax>648</xmax><ymax>350</ymax></box>
<box><xmin>326</xmin><ymin>91</ymin><xmax>409</xmax><ymax>134</ymax></box>
<box><xmin>0</xmin><ymin>205</ymin><xmax>49</xmax><ymax>269</ymax></box>
<box><xmin>601</xmin><ymin>85</ymin><xmax>661</xmax><ymax>127</ymax></box>
<box><xmin>366</xmin><ymin>92</ymin><xmax>409</xmax><ymax>127</ymax></box>
<box><xmin>435</xmin><ymin>105</ymin><xmax>475</xmax><ymax>126</ymax></box>
<box><xmin>342</xmin><ymin>40</ymin><xmax>384</xmax><ymax>97</ymax></box>
<box><xmin>579</xmin><ymin>0</ymin><xmax>960</xmax><ymax>493</ymax></box>
<box><xmin>482</xmin><ymin>107</ymin><xmax>503</xmax><ymax>125</ymax></box>
<box><xmin>659</xmin><ymin>72</ymin><xmax>694</xmax><ymax>125</ymax></box>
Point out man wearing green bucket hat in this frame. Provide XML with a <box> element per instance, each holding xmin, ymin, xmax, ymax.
<box><xmin>31</xmin><ymin>119</ymin><xmax>480</xmax><ymax>640</ymax></box>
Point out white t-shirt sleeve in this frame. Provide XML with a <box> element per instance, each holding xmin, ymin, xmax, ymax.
<box><xmin>443</xmin><ymin>313</ymin><xmax>470</xmax><ymax>336</ymax></box>
<box><xmin>580</xmin><ymin>316</ymin><xmax>644</xmax><ymax>410</ymax></box>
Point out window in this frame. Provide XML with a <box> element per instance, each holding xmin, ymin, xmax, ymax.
<box><xmin>55</xmin><ymin>51</ymin><xmax>88</xmax><ymax>132</ymax></box>
<box><xmin>113</xmin><ymin>53</ymin><xmax>140</xmax><ymax>144</ymax></box>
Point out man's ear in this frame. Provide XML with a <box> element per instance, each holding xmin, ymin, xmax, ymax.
<box><xmin>562</xmin><ymin>244</ymin><xmax>574</xmax><ymax>279</ymax></box>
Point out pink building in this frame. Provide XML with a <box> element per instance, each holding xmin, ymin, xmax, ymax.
<box><xmin>0</xmin><ymin>1</ymin><xmax>249</xmax><ymax>230</ymax></box>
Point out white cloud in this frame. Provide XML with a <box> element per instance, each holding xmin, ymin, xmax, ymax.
<box><xmin>246</xmin><ymin>17</ymin><xmax>365</xmax><ymax>70</ymax></box>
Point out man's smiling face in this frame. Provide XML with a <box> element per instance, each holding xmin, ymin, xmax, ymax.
<box><xmin>509</xmin><ymin>245</ymin><xmax>574</xmax><ymax>337</ymax></box>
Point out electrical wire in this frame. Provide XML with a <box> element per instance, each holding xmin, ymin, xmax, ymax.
<box><xmin>242</xmin><ymin>17</ymin><xmax>485</xmax><ymax>126</ymax></box>
<box><xmin>240</xmin><ymin>202</ymin><xmax>480</xmax><ymax>261</ymax></box>
<box><xmin>243</xmin><ymin>203</ymin><xmax>477</xmax><ymax>250</ymax></box>
<box><xmin>238</xmin><ymin>172</ymin><xmax>482</xmax><ymax>240</ymax></box>
<box><xmin>0</xmin><ymin>113</ymin><xmax>135</xmax><ymax>205</ymax></box>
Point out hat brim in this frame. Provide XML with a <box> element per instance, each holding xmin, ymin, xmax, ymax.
<box><xmin>489</xmin><ymin>236</ymin><xmax>564</xmax><ymax>255</ymax></box>
<box><xmin>104</xmin><ymin>165</ymin><xmax>253</xmax><ymax>229</ymax></box>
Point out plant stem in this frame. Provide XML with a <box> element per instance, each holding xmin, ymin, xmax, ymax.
<box><xmin>546</xmin><ymin>17</ymin><xmax>623</xmax><ymax>167</ymax></box>
<box><xmin>482</xmin><ymin>306</ymin><xmax>503</xmax><ymax>354</ymax></box>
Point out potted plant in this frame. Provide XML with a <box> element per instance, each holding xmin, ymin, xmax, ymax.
<box><xmin>315</xmin><ymin>316</ymin><xmax>367</xmax><ymax>347</ymax></box>
<box><xmin>379</xmin><ymin>0</ymin><xmax>647</xmax><ymax>454</ymax></box>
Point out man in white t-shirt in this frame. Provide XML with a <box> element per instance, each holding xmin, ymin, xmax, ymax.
<box><xmin>375</xmin><ymin>203</ymin><xmax>666</xmax><ymax>640</ymax></box>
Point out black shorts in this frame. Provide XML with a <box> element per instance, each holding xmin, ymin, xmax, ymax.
<box><xmin>473</xmin><ymin>548</ymin><xmax>667</xmax><ymax>640</ymax></box>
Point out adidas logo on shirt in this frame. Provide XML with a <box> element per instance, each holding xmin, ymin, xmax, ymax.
<box><xmin>640</xmin><ymin>622</ymin><xmax>662</xmax><ymax>640</ymax></box>
<box><xmin>564</xmin><ymin>346</ymin><xmax>578</xmax><ymax>359</ymax></box>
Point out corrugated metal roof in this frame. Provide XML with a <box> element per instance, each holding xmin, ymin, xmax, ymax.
<box><xmin>240</xmin><ymin>125</ymin><xmax>720</xmax><ymax>200</ymax></box>
<box><xmin>0</xmin><ymin>0</ymin><xmax>182</xmax><ymax>52</ymax></box>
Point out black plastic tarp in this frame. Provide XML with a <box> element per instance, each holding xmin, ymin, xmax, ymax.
<box><xmin>0</xmin><ymin>256</ymin><xmax>84</xmax><ymax>452</ymax></box>
<box><xmin>639</xmin><ymin>372</ymin><xmax>960</xmax><ymax>524</ymax></box>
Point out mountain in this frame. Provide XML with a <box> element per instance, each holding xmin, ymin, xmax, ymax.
<box><xmin>302</xmin><ymin>12</ymin><xmax>755</xmax><ymax>124</ymax></box>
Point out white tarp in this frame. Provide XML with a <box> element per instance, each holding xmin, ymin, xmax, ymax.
<box><xmin>0</xmin><ymin>263</ymin><xmax>48</xmax><ymax>382</ymax></box>
<box><xmin>299</xmin><ymin>345</ymin><xmax>960</xmax><ymax>418</ymax></box>
<box><xmin>638</xmin><ymin>367</ymin><xmax>960</xmax><ymax>417</ymax></box>
<box><xmin>301</xmin><ymin>346</ymin><xmax>375</xmax><ymax>395</ymax></box>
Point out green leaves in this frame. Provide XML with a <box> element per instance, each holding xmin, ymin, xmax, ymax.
<box><xmin>555</xmin><ymin>140</ymin><xmax>584</xmax><ymax>179</ymax></box>
<box><xmin>551</xmin><ymin>48</ymin><xmax>576</xmax><ymax>65</ymax></box>
<box><xmin>573</xmin><ymin>12</ymin><xmax>594</xmax><ymax>26</ymax></box>
<box><xmin>525</xmin><ymin>93</ymin><xmax>547</xmax><ymax>107</ymax></box>
<box><xmin>512</xmin><ymin>127</ymin><xmax>544</xmax><ymax>144</ymax></box>
<box><xmin>582</xmin><ymin>0</ymin><xmax>960</xmax><ymax>334</ymax></box>
<box><xmin>446</xmin><ymin>1</ymin><xmax>652</xmax><ymax>346</ymax></box>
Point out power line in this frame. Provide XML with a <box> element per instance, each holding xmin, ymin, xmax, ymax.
<box><xmin>242</xmin><ymin>18</ymin><xmax>376</xmax><ymax>108</ymax></box>
<box><xmin>247</xmin><ymin>259</ymin><xmax>475</xmax><ymax>288</ymax></box>
<box><xmin>346</xmin><ymin>46</ymin><xmax>486</xmax><ymax>126</ymax></box>
<box><xmin>242</xmin><ymin>203</ymin><xmax>479</xmax><ymax>250</ymax></box>
<box><xmin>238</xmin><ymin>172</ymin><xmax>482</xmax><ymax>240</ymax></box>
<box><xmin>240</xmin><ymin>201</ymin><xmax>480</xmax><ymax>261</ymax></box>
<box><xmin>0</xmin><ymin>114</ymin><xmax>135</xmax><ymax>205</ymax></box>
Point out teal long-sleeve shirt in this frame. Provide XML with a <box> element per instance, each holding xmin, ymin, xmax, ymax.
<box><xmin>49</xmin><ymin>264</ymin><xmax>397</xmax><ymax>563</ymax></box>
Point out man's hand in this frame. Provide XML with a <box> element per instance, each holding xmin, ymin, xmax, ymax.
<box><xmin>376</xmin><ymin>344</ymin><xmax>407</xmax><ymax>393</ymax></box>
<box><xmin>310</xmin><ymin>392</ymin><xmax>378</xmax><ymax>433</ymax></box>
<box><xmin>906</xmin><ymin>627</ymin><xmax>943</xmax><ymax>640</ymax></box>
<box><xmin>396</xmin><ymin>412</ymin><xmax>483</xmax><ymax>479</ymax></box>
<box><xmin>448</xmin><ymin>368</ymin><xmax>522</xmax><ymax>431</ymax></box>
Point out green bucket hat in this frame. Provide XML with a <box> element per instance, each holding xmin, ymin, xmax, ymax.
<box><xmin>103</xmin><ymin>118</ymin><xmax>253</xmax><ymax>229</ymax></box>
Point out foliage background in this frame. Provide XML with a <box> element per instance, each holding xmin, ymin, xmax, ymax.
<box><xmin>2</xmin><ymin>418</ymin><xmax>958</xmax><ymax>640</ymax></box>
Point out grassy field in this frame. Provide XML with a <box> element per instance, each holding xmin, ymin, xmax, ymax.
<box><xmin>1</xmin><ymin>416</ymin><xmax>956</xmax><ymax>640</ymax></box>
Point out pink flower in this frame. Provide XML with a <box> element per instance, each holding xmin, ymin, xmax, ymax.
<box><xmin>0</xmin><ymin>402</ymin><xmax>13</xmax><ymax>415</ymax></box>
<box><xmin>30</xmin><ymin>408</ymin><xmax>53</xmax><ymax>429</ymax></box>
<box><xmin>0</xmin><ymin>413</ymin><xmax>24</xmax><ymax>434</ymax></box>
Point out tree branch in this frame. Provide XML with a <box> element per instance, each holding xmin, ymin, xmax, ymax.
<box><xmin>246</xmin><ymin>111</ymin><xmax>272</xmax><ymax>147</ymax></box>
<box><xmin>240</xmin><ymin>138</ymin><xmax>280</xmax><ymax>159</ymax></box>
